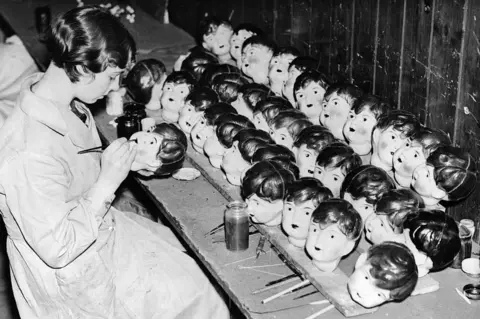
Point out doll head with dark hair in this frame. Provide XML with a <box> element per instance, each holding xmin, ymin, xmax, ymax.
<box><xmin>282</xmin><ymin>177</ymin><xmax>333</xmax><ymax>248</ymax></box>
<box><xmin>294</xmin><ymin>70</ymin><xmax>331</xmax><ymax>124</ymax></box>
<box><xmin>253</xmin><ymin>96</ymin><xmax>293</xmax><ymax>132</ymax></box>
<box><xmin>293</xmin><ymin>125</ymin><xmax>336</xmax><ymax>178</ymax></box>
<box><xmin>181</xmin><ymin>46</ymin><xmax>219</xmax><ymax>81</ymax></box>
<box><xmin>231</xmin><ymin>83</ymin><xmax>271</xmax><ymax>120</ymax></box>
<box><xmin>242</xmin><ymin>160</ymin><xmax>296</xmax><ymax>226</ymax></box>
<box><xmin>211</xmin><ymin>72</ymin><xmax>250</xmax><ymax>103</ymax></box>
<box><xmin>198</xmin><ymin>16</ymin><xmax>234</xmax><ymax>63</ymax></box>
<box><xmin>241</xmin><ymin>35</ymin><xmax>276</xmax><ymax>85</ymax></box>
<box><xmin>344</xmin><ymin>94</ymin><xmax>393</xmax><ymax>158</ymax></box>
<box><xmin>314</xmin><ymin>142</ymin><xmax>362</xmax><ymax>197</ymax></box>
<box><xmin>411</xmin><ymin>145</ymin><xmax>477</xmax><ymax>207</ymax></box>
<box><xmin>393</xmin><ymin>126</ymin><xmax>452</xmax><ymax>188</ymax></box>
<box><xmin>269</xmin><ymin>110</ymin><xmax>313</xmax><ymax>149</ymax></box>
<box><xmin>230</xmin><ymin>23</ymin><xmax>263</xmax><ymax>68</ymax></box>
<box><xmin>161</xmin><ymin>71</ymin><xmax>197</xmax><ymax>123</ymax></box>
<box><xmin>306</xmin><ymin>198</ymin><xmax>363</xmax><ymax>272</ymax></box>
<box><xmin>320</xmin><ymin>83</ymin><xmax>364</xmax><ymax>140</ymax></box>
<box><xmin>178</xmin><ymin>86</ymin><xmax>219</xmax><ymax>134</ymax></box>
<box><xmin>348</xmin><ymin>241</ymin><xmax>418</xmax><ymax>308</ymax></box>
<box><xmin>282</xmin><ymin>56</ymin><xmax>320</xmax><ymax>106</ymax></box>
<box><xmin>199</xmin><ymin>63</ymin><xmax>241</xmax><ymax>87</ymax></box>
<box><xmin>371</xmin><ymin>110</ymin><xmax>421</xmax><ymax>172</ymax></box>
<box><xmin>340</xmin><ymin>165</ymin><xmax>396</xmax><ymax>221</ymax></box>
<box><xmin>268</xmin><ymin>46</ymin><xmax>300</xmax><ymax>96</ymax></box>
<box><xmin>252</xmin><ymin>143</ymin><xmax>296</xmax><ymax>164</ymax></box>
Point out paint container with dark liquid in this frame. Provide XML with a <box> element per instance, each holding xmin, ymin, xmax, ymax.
<box><xmin>224</xmin><ymin>201</ymin><xmax>249</xmax><ymax>251</ymax></box>
<box><xmin>117</xmin><ymin>115</ymin><xmax>141</xmax><ymax>139</ymax></box>
<box><xmin>451</xmin><ymin>223</ymin><xmax>472</xmax><ymax>269</ymax></box>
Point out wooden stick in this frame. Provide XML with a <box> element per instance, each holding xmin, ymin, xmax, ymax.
<box><xmin>251</xmin><ymin>276</ymin><xmax>301</xmax><ymax>295</ymax></box>
<box><xmin>303</xmin><ymin>304</ymin><xmax>334</xmax><ymax>319</ymax></box>
<box><xmin>261</xmin><ymin>279</ymin><xmax>310</xmax><ymax>304</ymax></box>
<box><xmin>456</xmin><ymin>288</ymin><xmax>472</xmax><ymax>305</ymax></box>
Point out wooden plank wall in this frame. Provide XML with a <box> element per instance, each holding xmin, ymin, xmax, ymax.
<box><xmin>167</xmin><ymin>0</ymin><xmax>480</xmax><ymax>224</ymax></box>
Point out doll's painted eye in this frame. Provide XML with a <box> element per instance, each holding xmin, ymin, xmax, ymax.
<box><xmin>363</xmin><ymin>117</ymin><xmax>367</xmax><ymax>122</ymax></box>
<box><xmin>200</xmin><ymin>120</ymin><xmax>205</xmax><ymax>125</ymax></box>
<box><xmin>305</xmin><ymin>212</ymin><xmax>310</xmax><ymax>216</ymax></box>
<box><xmin>297</xmin><ymin>94</ymin><xmax>304</xmax><ymax>99</ymax></box>
<box><xmin>313</xmin><ymin>228</ymin><xmax>317</xmax><ymax>232</ymax></box>
<box><xmin>269</xmin><ymin>130</ymin><xmax>274</xmax><ymax>136</ymax></box>
<box><xmin>414</xmin><ymin>153</ymin><xmax>418</xmax><ymax>158</ymax></box>
<box><xmin>364</xmin><ymin>206</ymin><xmax>369</xmax><ymax>210</ymax></box>
<box><xmin>391</xmin><ymin>135</ymin><xmax>396</xmax><ymax>140</ymax></box>
<box><xmin>322</xmin><ymin>103</ymin><xmax>327</xmax><ymax>108</ymax></box>
<box><xmin>288</xmin><ymin>207</ymin><xmax>292</xmax><ymax>211</ymax></box>
<box><xmin>349</xmin><ymin>113</ymin><xmax>355</xmax><ymax>119</ymax></box>
<box><xmin>280</xmin><ymin>136</ymin><xmax>286</xmax><ymax>141</ymax></box>
<box><xmin>305</xmin><ymin>153</ymin><xmax>310</xmax><ymax>158</ymax></box>
<box><xmin>180</xmin><ymin>90</ymin><xmax>185</xmax><ymax>95</ymax></box>
<box><xmin>334</xmin><ymin>101</ymin><xmax>338</xmax><ymax>105</ymax></box>
<box><xmin>333</xmin><ymin>177</ymin><xmax>338</xmax><ymax>181</ymax></box>
<box><xmin>330</xmin><ymin>235</ymin><xmax>335</xmax><ymax>239</ymax></box>
<box><xmin>380</xmin><ymin>223</ymin><xmax>384</xmax><ymax>227</ymax></box>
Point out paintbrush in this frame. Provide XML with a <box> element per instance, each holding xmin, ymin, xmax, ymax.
<box><xmin>77</xmin><ymin>139</ymin><xmax>137</xmax><ymax>154</ymax></box>
<box><xmin>293</xmin><ymin>291</ymin><xmax>319</xmax><ymax>300</ymax></box>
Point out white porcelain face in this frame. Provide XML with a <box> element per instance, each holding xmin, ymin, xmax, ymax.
<box><xmin>204</xmin><ymin>134</ymin><xmax>227</xmax><ymax>162</ymax></box>
<box><xmin>293</xmin><ymin>144</ymin><xmax>317</xmax><ymax>178</ymax></box>
<box><xmin>246</xmin><ymin>194</ymin><xmax>284</xmax><ymax>226</ymax></box>
<box><xmin>343</xmin><ymin>108</ymin><xmax>377</xmax><ymax>146</ymax></box>
<box><xmin>320</xmin><ymin>92</ymin><xmax>351</xmax><ymax>140</ymax></box>
<box><xmin>282</xmin><ymin>66</ymin><xmax>302</xmax><ymax>106</ymax></box>
<box><xmin>230</xmin><ymin>29</ymin><xmax>254</xmax><ymax>64</ymax></box>
<box><xmin>269</xmin><ymin>126</ymin><xmax>295</xmax><ymax>149</ymax></box>
<box><xmin>364</xmin><ymin>213</ymin><xmax>396</xmax><ymax>245</ymax></box>
<box><xmin>221</xmin><ymin>141</ymin><xmax>251</xmax><ymax>185</ymax></box>
<box><xmin>161</xmin><ymin>82</ymin><xmax>190</xmax><ymax>113</ymax></box>
<box><xmin>314</xmin><ymin>165</ymin><xmax>345</xmax><ymax>197</ymax></box>
<box><xmin>348</xmin><ymin>261</ymin><xmax>391</xmax><ymax>308</ymax></box>
<box><xmin>282</xmin><ymin>200</ymin><xmax>316</xmax><ymax>243</ymax></box>
<box><xmin>129</xmin><ymin>131</ymin><xmax>163</xmax><ymax>171</ymax></box>
<box><xmin>343</xmin><ymin>193</ymin><xmax>375</xmax><ymax>222</ymax></box>
<box><xmin>296</xmin><ymin>82</ymin><xmax>325</xmax><ymax>123</ymax></box>
<box><xmin>268</xmin><ymin>53</ymin><xmax>296</xmax><ymax>95</ymax></box>
<box><xmin>393</xmin><ymin>141</ymin><xmax>426</xmax><ymax>185</ymax></box>
<box><xmin>306</xmin><ymin>222</ymin><xmax>352</xmax><ymax>263</ymax></box>
<box><xmin>178</xmin><ymin>101</ymin><xmax>203</xmax><ymax>134</ymax></box>
<box><xmin>190</xmin><ymin>116</ymin><xmax>214</xmax><ymax>152</ymax></box>
<box><xmin>411</xmin><ymin>164</ymin><xmax>446</xmax><ymax>205</ymax></box>
<box><xmin>231</xmin><ymin>93</ymin><xmax>254</xmax><ymax>120</ymax></box>
<box><xmin>241</xmin><ymin>44</ymin><xmax>273</xmax><ymax>84</ymax></box>
<box><xmin>253</xmin><ymin>112</ymin><xmax>270</xmax><ymax>132</ymax></box>
<box><xmin>203</xmin><ymin>24</ymin><xmax>233</xmax><ymax>57</ymax></box>
<box><xmin>372</xmin><ymin>127</ymin><xmax>411</xmax><ymax>170</ymax></box>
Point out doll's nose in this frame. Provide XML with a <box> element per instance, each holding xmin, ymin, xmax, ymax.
<box><xmin>291</xmin><ymin>224</ymin><xmax>299</xmax><ymax>229</ymax></box>
<box><xmin>235</xmin><ymin>45</ymin><xmax>239</xmax><ymax>49</ymax></box>
<box><xmin>168</xmin><ymin>98</ymin><xmax>174</xmax><ymax>102</ymax></box>
<box><xmin>307</xmin><ymin>104</ymin><xmax>313</xmax><ymax>108</ymax></box>
<box><xmin>307</xmin><ymin>169</ymin><xmax>314</xmax><ymax>175</ymax></box>
<box><xmin>219</xmin><ymin>44</ymin><xmax>225</xmax><ymax>49</ymax></box>
<box><xmin>323</xmin><ymin>113</ymin><xmax>329</xmax><ymax>118</ymax></box>
<box><xmin>276</xmin><ymin>69</ymin><xmax>282</xmax><ymax>73</ymax></box>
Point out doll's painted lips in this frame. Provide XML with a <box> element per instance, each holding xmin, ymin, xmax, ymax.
<box><xmin>308</xmin><ymin>170</ymin><xmax>314</xmax><ymax>174</ymax></box>
<box><xmin>314</xmin><ymin>246</ymin><xmax>321</xmax><ymax>251</ymax></box>
<box><xmin>349</xmin><ymin>128</ymin><xmax>355</xmax><ymax>132</ymax></box>
<box><xmin>195</xmin><ymin>134</ymin><xmax>201</xmax><ymax>140</ymax></box>
<box><xmin>397</xmin><ymin>157</ymin><xmax>402</xmax><ymax>163</ymax></box>
<box><xmin>307</xmin><ymin>104</ymin><xmax>313</xmax><ymax>108</ymax></box>
<box><xmin>323</xmin><ymin>114</ymin><xmax>329</xmax><ymax>118</ymax></box>
<box><xmin>291</xmin><ymin>224</ymin><xmax>299</xmax><ymax>229</ymax></box>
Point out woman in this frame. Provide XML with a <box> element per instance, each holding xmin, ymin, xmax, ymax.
<box><xmin>0</xmin><ymin>6</ymin><xmax>229</xmax><ymax>318</ymax></box>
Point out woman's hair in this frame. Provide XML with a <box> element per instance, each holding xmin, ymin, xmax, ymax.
<box><xmin>404</xmin><ymin>210</ymin><xmax>460</xmax><ymax>271</ymax></box>
<box><xmin>185</xmin><ymin>86</ymin><xmax>219</xmax><ymax>112</ymax></box>
<box><xmin>152</xmin><ymin>123</ymin><xmax>188</xmax><ymax>176</ymax></box>
<box><xmin>181</xmin><ymin>46</ymin><xmax>219</xmax><ymax>81</ymax></box>
<box><xmin>293</xmin><ymin>125</ymin><xmax>335</xmax><ymax>154</ymax></box>
<box><xmin>315</xmin><ymin>142</ymin><xmax>362</xmax><ymax>176</ymax></box>
<box><xmin>211</xmin><ymin>73</ymin><xmax>250</xmax><ymax>103</ymax></box>
<box><xmin>238</xmin><ymin>83</ymin><xmax>272</xmax><ymax>111</ymax></box>
<box><xmin>215</xmin><ymin>114</ymin><xmax>255</xmax><ymax>148</ymax></box>
<box><xmin>124</xmin><ymin>59</ymin><xmax>166</xmax><ymax>104</ymax></box>
<box><xmin>269</xmin><ymin>110</ymin><xmax>312</xmax><ymax>141</ymax></box>
<box><xmin>285</xmin><ymin>177</ymin><xmax>333</xmax><ymax>207</ymax></box>
<box><xmin>374</xmin><ymin>109</ymin><xmax>420</xmax><ymax>139</ymax></box>
<box><xmin>293</xmin><ymin>70</ymin><xmax>331</xmax><ymax>100</ymax></box>
<box><xmin>199</xmin><ymin>64</ymin><xmax>241</xmax><ymax>87</ymax></box>
<box><xmin>197</xmin><ymin>16</ymin><xmax>232</xmax><ymax>44</ymax></box>
<box><xmin>340</xmin><ymin>165</ymin><xmax>395</xmax><ymax>205</ymax></box>
<box><xmin>254</xmin><ymin>96</ymin><xmax>293</xmax><ymax>115</ymax></box>
<box><xmin>203</xmin><ymin>103</ymin><xmax>237</xmax><ymax>126</ymax></box>
<box><xmin>252</xmin><ymin>144</ymin><xmax>296</xmax><ymax>164</ymax></box>
<box><xmin>352</xmin><ymin>94</ymin><xmax>392</xmax><ymax>119</ymax></box>
<box><xmin>49</xmin><ymin>6</ymin><xmax>136</xmax><ymax>82</ymax></box>
<box><xmin>365</xmin><ymin>241</ymin><xmax>418</xmax><ymax>301</ymax></box>
<box><xmin>323</xmin><ymin>82</ymin><xmax>364</xmax><ymax>107</ymax></box>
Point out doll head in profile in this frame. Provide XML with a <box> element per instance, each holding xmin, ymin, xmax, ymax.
<box><xmin>190</xmin><ymin>102</ymin><xmax>237</xmax><ymax>153</ymax></box>
<box><xmin>200</xmin><ymin>63</ymin><xmax>241</xmax><ymax>87</ymax></box>
<box><xmin>198</xmin><ymin>16</ymin><xmax>234</xmax><ymax>64</ymax></box>
<box><xmin>241</xmin><ymin>35</ymin><xmax>276</xmax><ymax>85</ymax></box>
<box><xmin>371</xmin><ymin>110</ymin><xmax>420</xmax><ymax>172</ymax></box>
<box><xmin>343</xmin><ymin>94</ymin><xmax>392</xmax><ymax>160</ymax></box>
<box><xmin>268</xmin><ymin>110</ymin><xmax>312</xmax><ymax>149</ymax></box>
<box><xmin>294</xmin><ymin>70</ymin><xmax>331</xmax><ymax>124</ymax></box>
<box><xmin>178</xmin><ymin>86</ymin><xmax>219</xmax><ymax>134</ymax></box>
<box><xmin>124</xmin><ymin>59</ymin><xmax>167</xmax><ymax>111</ymax></box>
<box><xmin>347</xmin><ymin>241</ymin><xmax>418</xmax><ymax>308</ymax></box>
<box><xmin>411</xmin><ymin>145</ymin><xmax>477</xmax><ymax>207</ymax></box>
<box><xmin>306</xmin><ymin>198</ymin><xmax>363</xmax><ymax>272</ymax></box>
<box><xmin>340</xmin><ymin>165</ymin><xmax>396</xmax><ymax>221</ymax></box>
<box><xmin>282</xmin><ymin>177</ymin><xmax>333</xmax><ymax>248</ymax></box>
<box><xmin>314</xmin><ymin>142</ymin><xmax>362</xmax><ymax>197</ymax></box>
<box><xmin>211</xmin><ymin>72</ymin><xmax>250</xmax><ymax>103</ymax></box>
<box><xmin>160</xmin><ymin>71</ymin><xmax>197</xmax><ymax>123</ymax></box>
<box><xmin>393</xmin><ymin>126</ymin><xmax>451</xmax><ymax>188</ymax></box>
<box><xmin>181</xmin><ymin>46</ymin><xmax>219</xmax><ymax>81</ymax></box>
<box><xmin>282</xmin><ymin>56</ymin><xmax>320</xmax><ymax>106</ymax></box>
<box><xmin>320</xmin><ymin>83</ymin><xmax>363</xmax><ymax>140</ymax></box>
<box><xmin>230</xmin><ymin>23</ymin><xmax>263</xmax><ymax>68</ymax></box>
<box><xmin>292</xmin><ymin>125</ymin><xmax>335</xmax><ymax>178</ymax></box>
<box><xmin>231</xmin><ymin>83</ymin><xmax>271</xmax><ymax>120</ymax></box>
<box><xmin>268</xmin><ymin>46</ymin><xmax>300</xmax><ymax>96</ymax></box>
<box><xmin>253</xmin><ymin>96</ymin><xmax>293</xmax><ymax>132</ymax></box>
<box><xmin>242</xmin><ymin>160</ymin><xmax>296</xmax><ymax>226</ymax></box>
<box><xmin>130</xmin><ymin>123</ymin><xmax>187</xmax><ymax>177</ymax></box>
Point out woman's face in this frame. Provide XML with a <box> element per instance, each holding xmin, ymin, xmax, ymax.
<box><xmin>75</xmin><ymin>66</ymin><xmax>123</xmax><ymax>104</ymax></box>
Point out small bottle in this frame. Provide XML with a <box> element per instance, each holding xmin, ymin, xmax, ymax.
<box><xmin>451</xmin><ymin>223</ymin><xmax>472</xmax><ymax>269</ymax></box>
<box><xmin>224</xmin><ymin>201</ymin><xmax>249</xmax><ymax>251</ymax></box>
<box><xmin>117</xmin><ymin>115</ymin><xmax>141</xmax><ymax>139</ymax></box>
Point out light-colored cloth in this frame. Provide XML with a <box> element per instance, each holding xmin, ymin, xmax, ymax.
<box><xmin>0</xmin><ymin>73</ymin><xmax>229</xmax><ymax>319</ymax></box>
<box><xmin>0</xmin><ymin>35</ymin><xmax>38</xmax><ymax>127</ymax></box>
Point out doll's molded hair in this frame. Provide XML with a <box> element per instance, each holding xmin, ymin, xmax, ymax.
<box><xmin>366</xmin><ymin>241</ymin><xmax>418</xmax><ymax>301</ymax></box>
<box><xmin>293</xmin><ymin>125</ymin><xmax>335</xmax><ymax>154</ymax></box>
<box><xmin>233</xmin><ymin>23</ymin><xmax>264</xmax><ymax>37</ymax></box>
<box><xmin>200</xmin><ymin>64</ymin><xmax>241</xmax><ymax>87</ymax></box>
<box><xmin>293</xmin><ymin>70</ymin><xmax>331</xmax><ymax>100</ymax></box>
<box><xmin>254</xmin><ymin>96</ymin><xmax>293</xmax><ymax>115</ymax></box>
<box><xmin>426</xmin><ymin>145</ymin><xmax>477</xmax><ymax>202</ymax></box>
<box><xmin>181</xmin><ymin>46</ymin><xmax>219</xmax><ymax>81</ymax></box>
<box><xmin>239</xmin><ymin>83</ymin><xmax>272</xmax><ymax>111</ymax></box>
<box><xmin>241</xmin><ymin>35</ymin><xmax>277</xmax><ymax>55</ymax></box>
<box><xmin>340</xmin><ymin>165</ymin><xmax>395</xmax><ymax>205</ymax></box>
<box><xmin>272</xmin><ymin>46</ymin><xmax>301</xmax><ymax>59</ymax></box>
<box><xmin>185</xmin><ymin>86</ymin><xmax>219</xmax><ymax>112</ymax></box>
<box><xmin>269</xmin><ymin>157</ymin><xmax>300</xmax><ymax>179</ymax></box>
<box><xmin>404</xmin><ymin>210</ymin><xmax>460</xmax><ymax>271</ymax></box>
<box><xmin>215</xmin><ymin>114</ymin><xmax>255</xmax><ymax>148</ymax></box>
<box><xmin>311</xmin><ymin>198</ymin><xmax>363</xmax><ymax>241</ymax></box>
<box><xmin>374</xmin><ymin>110</ymin><xmax>421</xmax><ymax>139</ymax></box>
<box><xmin>352</xmin><ymin>94</ymin><xmax>392</xmax><ymax>119</ymax></box>
<box><xmin>125</xmin><ymin>59</ymin><xmax>167</xmax><ymax>104</ymax></box>
<box><xmin>197</xmin><ymin>16</ymin><xmax>232</xmax><ymax>44</ymax></box>
<box><xmin>152</xmin><ymin>123</ymin><xmax>188</xmax><ymax>176</ymax></box>
<box><xmin>270</xmin><ymin>110</ymin><xmax>312</xmax><ymax>141</ymax></box>
<box><xmin>252</xmin><ymin>144</ymin><xmax>296</xmax><ymax>164</ymax></box>
<box><xmin>203</xmin><ymin>102</ymin><xmax>238</xmax><ymax>125</ymax></box>
<box><xmin>288</xmin><ymin>56</ymin><xmax>322</xmax><ymax>73</ymax></box>
<box><xmin>212</xmin><ymin>73</ymin><xmax>250</xmax><ymax>103</ymax></box>
<box><xmin>324</xmin><ymin>82</ymin><xmax>364</xmax><ymax>107</ymax></box>
<box><xmin>316</xmin><ymin>142</ymin><xmax>362</xmax><ymax>176</ymax></box>
<box><xmin>285</xmin><ymin>177</ymin><xmax>333</xmax><ymax>207</ymax></box>
<box><xmin>233</xmin><ymin>128</ymin><xmax>273</xmax><ymax>146</ymax></box>
<box><xmin>412</xmin><ymin>126</ymin><xmax>452</xmax><ymax>158</ymax></box>
<box><xmin>239</xmin><ymin>137</ymin><xmax>271</xmax><ymax>162</ymax></box>
<box><xmin>165</xmin><ymin>70</ymin><xmax>197</xmax><ymax>90</ymax></box>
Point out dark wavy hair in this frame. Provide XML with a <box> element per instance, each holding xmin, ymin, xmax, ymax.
<box><xmin>293</xmin><ymin>125</ymin><xmax>335</xmax><ymax>154</ymax></box>
<box><xmin>374</xmin><ymin>110</ymin><xmax>420</xmax><ymax>139</ymax></box>
<box><xmin>124</xmin><ymin>59</ymin><xmax>166</xmax><ymax>104</ymax></box>
<box><xmin>316</xmin><ymin>142</ymin><xmax>362</xmax><ymax>176</ymax></box>
<box><xmin>215</xmin><ymin>114</ymin><xmax>255</xmax><ymax>148</ymax></box>
<box><xmin>199</xmin><ymin>64</ymin><xmax>241</xmax><ymax>87</ymax></box>
<box><xmin>233</xmin><ymin>23</ymin><xmax>264</xmax><ymax>37</ymax></box>
<box><xmin>181</xmin><ymin>46</ymin><xmax>219</xmax><ymax>81</ymax></box>
<box><xmin>285</xmin><ymin>177</ymin><xmax>333</xmax><ymax>207</ymax></box>
<box><xmin>239</xmin><ymin>83</ymin><xmax>272</xmax><ymax>111</ymax></box>
<box><xmin>185</xmin><ymin>86</ymin><xmax>219</xmax><ymax>112</ymax></box>
<box><xmin>252</xmin><ymin>144</ymin><xmax>296</xmax><ymax>164</ymax></box>
<box><xmin>323</xmin><ymin>83</ymin><xmax>364</xmax><ymax>108</ymax></box>
<box><xmin>288</xmin><ymin>56</ymin><xmax>322</xmax><ymax>73</ymax></box>
<box><xmin>211</xmin><ymin>73</ymin><xmax>250</xmax><ymax>103</ymax></box>
<box><xmin>254</xmin><ymin>96</ymin><xmax>293</xmax><ymax>115</ymax></box>
<box><xmin>269</xmin><ymin>110</ymin><xmax>312</xmax><ymax>142</ymax></box>
<box><xmin>152</xmin><ymin>123</ymin><xmax>188</xmax><ymax>176</ymax></box>
<box><xmin>352</xmin><ymin>94</ymin><xmax>392</xmax><ymax>119</ymax></box>
<box><xmin>203</xmin><ymin>102</ymin><xmax>237</xmax><ymax>126</ymax></box>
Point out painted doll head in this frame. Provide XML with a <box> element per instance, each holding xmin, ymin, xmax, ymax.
<box><xmin>306</xmin><ymin>198</ymin><xmax>363</xmax><ymax>272</ymax></box>
<box><xmin>230</xmin><ymin>23</ymin><xmax>263</xmax><ymax>68</ymax></box>
<box><xmin>393</xmin><ymin>126</ymin><xmax>451</xmax><ymax>188</ymax></box>
<box><xmin>253</xmin><ymin>96</ymin><xmax>293</xmax><ymax>132</ymax></box>
<box><xmin>231</xmin><ymin>83</ymin><xmax>271</xmax><ymax>120</ymax></box>
<box><xmin>340</xmin><ymin>165</ymin><xmax>396</xmax><ymax>221</ymax></box>
<box><xmin>314</xmin><ymin>142</ymin><xmax>362</xmax><ymax>197</ymax></box>
<box><xmin>181</xmin><ymin>46</ymin><xmax>219</xmax><ymax>81</ymax></box>
<box><xmin>282</xmin><ymin>56</ymin><xmax>319</xmax><ymax>106</ymax></box>
<box><xmin>199</xmin><ymin>63</ymin><xmax>241</xmax><ymax>87</ymax></box>
<box><xmin>242</xmin><ymin>160</ymin><xmax>296</xmax><ymax>226</ymax></box>
<box><xmin>178</xmin><ymin>86</ymin><xmax>219</xmax><ymax>134</ymax></box>
<box><xmin>252</xmin><ymin>143</ymin><xmax>296</xmax><ymax>164</ymax></box>
<box><xmin>268</xmin><ymin>46</ymin><xmax>300</xmax><ymax>96</ymax></box>
<box><xmin>161</xmin><ymin>71</ymin><xmax>197</xmax><ymax>123</ymax></box>
<box><xmin>294</xmin><ymin>70</ymin><xmax>331</xmax><ymax>124</ymax></box>
<box><xmin>124</xmin><ymin>59</ymin><xmax>167</xmax><ymax>111</ymax></box>
<box><xmin>320</xmin><ymin>83</ymin><xmax>363</xmax><ymax>140</ymax></box>
<box><xmin>283</xmin><ymin>177</ymin><xmax>333</xmax><ymax>248</ymax></box>
<box><xmin>241</xmin><ymin>35</ymin><xmax>276</xmax><ymax>85</ymax></box>
<box><xmin>268</xmin><ymin>110</ymin><xmax>313</xmax><ymax>149</ymax></box>
<box><xmin>190</xmin><ymin>102</ymin><xmax>237</xmax><ymax>153</ymax></box>
<box><xmin>348</xmin><ymin>241</ymin><xmax>418</xmax><ymax>308</ymax></box>
<box><xmin>371</xmin><ymin>110</ymin><xmax>421</xmax><ymax>172</ymax></box>
<box><xmin>198</xmin><ymin>16</ymin><xmax>234</xmax><ymax>62</ymax></box>
<box><xmin>211</xmin><ymin>72</ymin><xmax>250</xmax><ymax>103</ymax></box>
<box><xmin>344</xmin><ymin>94</ymin><xmax>392</xmax><ymax>156</ymax></box>
<box><xmin>293</xmin><ymin>125</ymin><xmax>335</xmax><ymax>178</ymax></box>
<box><xmin>411</xmin><ymin>145</ymin><xmax>477</xmax><ymax>206</ymax></box>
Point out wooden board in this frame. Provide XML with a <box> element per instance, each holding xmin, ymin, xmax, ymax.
<box><xmin>291</xmin><ymin>0</ymin><xmax>312</xmax><ymax>56</ymax></box>
<box><xmin>273</xmin><ymin>0</ymin><xmax>293</xmax><ymax>46</ymax></box>
<box><xmin>309</xmin><ymin>0</ymin><xmax>335</xmax><ymax>75</ymax></box>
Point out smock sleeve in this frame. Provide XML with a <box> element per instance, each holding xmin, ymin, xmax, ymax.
<box><xmin>2</xmin><ymin>151</ymin><xmax>115</xmax><ymax>269</ymax></box>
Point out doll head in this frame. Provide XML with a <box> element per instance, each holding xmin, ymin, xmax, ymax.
<box><xmin>200</xmin><ymin>63</ymin><xmax>241</xmax><ymax>87</ymax></box>
<box><xmin>293</xmin><ymin>125</ymin><xmax>336</xmax><ymax>178</ymax></box>
<box><xmin>190</xmin><ymin>102</ymin><xmax>237</xmax><ymax>153</ymax></box>
<box><xmin>268</xmin><ymin>110</ymin><xmax>313</xmax><ymax>149</ymax></box>
<box><xmin>181</xmin><ymin>46</ymin><xmax>219</xmax><ymax>81</ymax></box>
<box><xmin>393</xmin><ymin>126</ymin><xmax>452</xmax><ymax>188</ymax></box>
<box><xmin>320</xmin><ymin>83</ymin><xmax>363</xmax><ymax>140</ymax></box>
<box><xmin>348</xmin><ymin>241</ymin><xmax>418</xmax><ymax>308</ymax></box>
<box><xmin>198</xmin><ymin>16</ymin><xmax>233</xmax><ymax>61</ymax></box>
<box><xmin>211</xmin><ymin>72</ymin><xmax>250</xmax><ymax>103</ymax></box>
<box><xmin>411</xmin><ymin>145</ymin><xmax>477</xmax><ymax>206</ymax></box>
<box><xmin>124</xmin><ymin>59</ymin><xmax>167</xmax><ymax>111</ymax></box>
<box><xmin>253</xmin><ymin>96</ymin><xmax>293</xmax><ymax>132</ymax></box>
<box><xmin>268</xmin><ymin>46</ymin><xmax>300</xmax><ymax>96</ymax></box>
<box><xmin>252</xmin><ymin>143</ymin><xmax>296</xmax><ymax>164</ymax></box>
<box><xmin>371</xmin><ymin>110</ymin><xmax>420</xmax><ymax>172</ymax></box>
<box><xmin>344</xmin><ymin>94</ymin><xmax>392</xmax><ymax>155</ymax></box>
<box><xmin>161</xmin><ymin>71</ymin><xmax>197</xmax><ymax>123</ymax></box>
<box><xmin>282</xmin><ymin>56</ymin><xmax>320</xmax><ymax>106</ymax></box>
<box><xmin>314</xmin><ymin>142</ymin><xmax>362</xmax><ymax>197</ymax></box>
<box><xmin>231</xmin><ymin>83</ymin><xmax>271</xmax><ymax>120</ymax></box>
<box><xmin>283</xmin><ymin>177</ymin><xmax>333</xmax><ymax>248</ymax></box>
<box><xmin>306</xmin><ymin>198</ymin><xmax>363</xmax><ymax>272</ymax></box>
<box><xmin>230</xmin><ymin>23</ymin><xmax>263</xmax><ymax>67</ymax></box>
<box><xmin>241</xmin><ymin>35</ymin><xmax>276</xmax><ymax>85</ymax></box>
<box><xmin>365</xmin><ymin>189</ymin><xmax>423</xmax><ymax>245</ymax></box>
<box><xmin>294</xmin><ymin>70</ymin><xmax>331</xmax><ymax>124</ymax></box>
<box><xmin>178</xmin><ymin>86</ymin><xmax>219</xmax><ymax>134</ymax></box>
<box><xmin>340</xmin><ymin>165</ymin><xmax>396</xmax><ymax>221</ymax></box>
<box><xmin>242</xmin><ymin>160</ymin><xmax>296</xmax><ymax>226</ymax></box>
